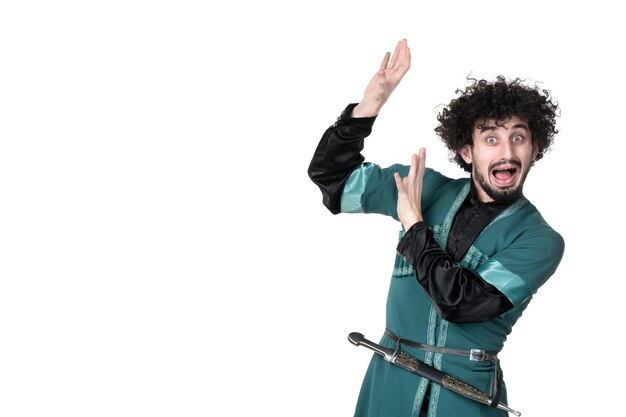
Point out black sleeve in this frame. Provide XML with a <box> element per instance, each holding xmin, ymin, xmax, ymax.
<box><xmin>397</xmin><ymin>222</ymin><xmax>514</xmax><ymax>323</ymax></box>
<box><xmin>307</xmin><ymin>103</ymin><xmax>377</xmax><ymax>214</ymax></box>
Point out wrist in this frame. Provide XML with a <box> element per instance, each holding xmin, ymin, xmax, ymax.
<box><xmin>352</xmin><ymin>100</ymin><xmax>383</xmax><ymax>118</ymax></box>
<box><xmin>403</xmin><ymin>216</ymin><xmax>423</xmax><ymax>232</ymax></box>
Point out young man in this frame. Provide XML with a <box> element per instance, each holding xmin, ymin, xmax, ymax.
<box><xmin>308</xmin><ymin>39</ymin><xmax>564</xmax><ymax>417</ymax></box>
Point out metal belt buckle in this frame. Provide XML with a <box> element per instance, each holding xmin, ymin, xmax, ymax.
<box><xmin>470</xmin><ymin>348</ymin><xmax>487</xmax><ymax>361</ymax></box>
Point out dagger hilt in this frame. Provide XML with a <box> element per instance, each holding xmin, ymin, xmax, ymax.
<box><xmin>348</xmin><ymin>332</ymin><xmax>397</xmax><ymax>361</ymax></box>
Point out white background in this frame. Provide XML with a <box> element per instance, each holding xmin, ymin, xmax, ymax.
<box><xmin>1</xmin><ymin>1</ymin><xmax>623</xmax><ymax>416</ymax></box>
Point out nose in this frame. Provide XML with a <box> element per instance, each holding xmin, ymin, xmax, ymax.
<box><xmin>500</xmin><ymin>138</ymin><xmax>514</xmax><ymax>159</ymax></box>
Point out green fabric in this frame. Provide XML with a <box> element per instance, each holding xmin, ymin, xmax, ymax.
<box><xmin>342</xmin><ymin>162</ymin><xmax>564</xmax><ymax>417</ymax></box>
<box><xmin>476</xmin><ymin>260</ymin><xmax>531</xmax><ymax>307</ymax></box>
<box><xmin>340</xmin><ymin>163</ymin><xmax>376</xmax><ymax>213</ymax></box>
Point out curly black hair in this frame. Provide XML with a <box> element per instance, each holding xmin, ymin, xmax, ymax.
<box><xmin>435</xmin><ymin>76</ymin><xmax>559</xmax><ymax>172</ymax></box>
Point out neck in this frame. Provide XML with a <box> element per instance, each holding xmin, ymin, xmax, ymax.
<box><xmin>471</xmin><ymin>177</ymin><xmax>494</xmax><ymax>203</ymax></box>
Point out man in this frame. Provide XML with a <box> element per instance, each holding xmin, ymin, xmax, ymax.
<box><xmin>308</xmin><ymin>39</ymin><xmax>564</xmax><ymax>417</ymax></box>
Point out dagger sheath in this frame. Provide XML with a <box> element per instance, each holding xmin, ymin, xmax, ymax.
<box><xmin>348</xmin><ymin>332</ymin><xmax>521</xmax><ymax>416</ymax></box>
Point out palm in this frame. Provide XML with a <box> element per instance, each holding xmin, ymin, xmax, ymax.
<box><xmin>394</xmin><ymin>149</ymin><xmax>426</xmax><ymax>231</ymax></box>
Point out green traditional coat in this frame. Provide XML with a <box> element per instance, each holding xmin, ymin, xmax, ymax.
<box><xmin>341</xmin><ymin>163</ymin><xmax>564</xmax><ymax>417</ymax></box>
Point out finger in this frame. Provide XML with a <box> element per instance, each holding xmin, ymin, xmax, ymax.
<box><xmin>391</xmin><ymin>39</ymin><xmax>410</xmax><ymax>71</ymax></box>
<box><xmin>379</xmin><ymin>51</ymin><xmax>391</xmax><ymax>71</ymax></box>
<box><xmin>414</xmin><ymin>148</ymin><xmax>426</xmax><ymax>194</ymax></box>
<box><xmin>398</xmin><ymin>42</ymin><xmax>411</xmax><ymax>73</ymax></box>
<box><xmin>417</xmin><ymin>148</ymin><xmax>426</xmax><ymax>177</ymax></box>
<box><xmin>407</xmin><ymin>153</ymin><xmax>418</xmax><ymax>190</ymax></box>
<box><xmin>388</xmin><ymin>39</ymin><xmax>404</xmax><ymax>69</ymax></box>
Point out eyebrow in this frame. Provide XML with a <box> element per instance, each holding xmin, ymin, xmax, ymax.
<box><xmin>478</xmin><ymin>123</ymin><xmax>529</xmax><ymax>132</ymax></box>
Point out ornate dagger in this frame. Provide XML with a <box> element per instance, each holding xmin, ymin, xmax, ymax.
<box><xmin>348</xmin><ymin>332</ymin><xmax>521</xmax><ymax>416</ymax></box>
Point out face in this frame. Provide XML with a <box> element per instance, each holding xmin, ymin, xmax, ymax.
<box><xmin>460</xmin><ymin>117</ymin><xmax>539</xmax><ymax>203</ymax></box>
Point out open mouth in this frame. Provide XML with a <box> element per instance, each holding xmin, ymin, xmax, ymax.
<box><xmin>491</xmin><ymin>165</ymin><xmax>519</xmax><ymax>187</ymax></box>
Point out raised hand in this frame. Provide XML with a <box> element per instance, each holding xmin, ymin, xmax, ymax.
<box><xmin>394</xmin><ymin>148</ymin><xmax>426</xmax><ymax>231</ymax></box>
<box><xmin>352</xmin><ymin>39</ymin><xmax>411</xmax><ymax>118</ymax></box>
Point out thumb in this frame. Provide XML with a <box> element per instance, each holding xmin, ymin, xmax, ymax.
<box><xmin>393</xmin><ymin>172</ymin><xmax>404</xmax><ymax>193</ymax></box>
<box><xmin>376</xmin><ymin>69</ymin><xmax>386</xmax><ymax>86</ymax></box>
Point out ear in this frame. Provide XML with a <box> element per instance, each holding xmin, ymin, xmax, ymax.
<box><xmin>532</xmin><ymin>143</ymin><xmax>539</xmax><ymax>161</ymax></box>
<box><xmin>459</xmin><ymin>144</ymin><xmax>473</xmax><ymax>165</ymax></box>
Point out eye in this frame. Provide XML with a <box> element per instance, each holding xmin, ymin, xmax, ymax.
<box><xmin>512</xmin><ymin>135</ymin><xmax>523</xmax><ymax>143</ymax></box>
<box><xmin>486</xmin><ymin>136</ymin><xmax>497</xmax><ymax>144</ymax></box>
